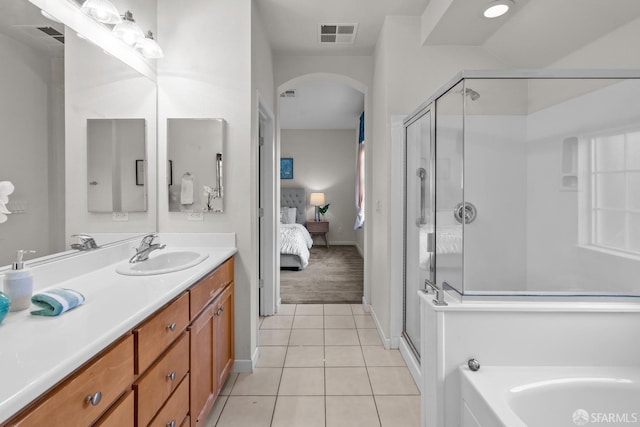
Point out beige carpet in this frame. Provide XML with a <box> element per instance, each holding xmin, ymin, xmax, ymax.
<box><xmin>280</xmin><ymin>245</ymin><xmax>364</xmax><ymax>304</ymax></box>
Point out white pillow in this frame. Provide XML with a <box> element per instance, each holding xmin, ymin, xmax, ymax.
<box><xmin>280</xmin><ymin>206</ymin><xmax>297</xmax><ymax>224</ymax></box>
<box><xmin>286</xmin><ymin>207</ymin><xmax>297</xmax><ymax>224</ymax></box>
<box><xmin>280</xmin><ymin>207</ymin><xmax>289</xmax><ymax>224</ymax></box>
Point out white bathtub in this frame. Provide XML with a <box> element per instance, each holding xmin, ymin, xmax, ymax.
<box><xmin>460</xmin><ymin>366</ymin><xmax>640</xmax><ymax>427</ymax></box>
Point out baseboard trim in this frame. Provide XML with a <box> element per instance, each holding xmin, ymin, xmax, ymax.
<box><xmin>368</xmin><ymin>304</ymin><xmax>391</xmax><ymax>349</ymax></box>
<box><xmin>232</xmin><ymin>346</ymin><xmax>260</xmax><ymax>373</ymax></box>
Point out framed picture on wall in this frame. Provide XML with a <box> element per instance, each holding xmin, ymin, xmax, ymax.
<box><xmin>281</xmin><ymin>158</ymin><xmax>293</xmax><ymax>179</ymax></box>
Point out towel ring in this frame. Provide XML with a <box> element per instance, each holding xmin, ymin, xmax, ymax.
<box><xmin>454</xmin><ymin>202</ymin><xmax>477</xmax><ymax>224</ymax></box>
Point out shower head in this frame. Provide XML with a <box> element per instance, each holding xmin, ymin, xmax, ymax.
<box><xmin>464</xmin><ymin>88</ymin><xmax>480</xmax><ymax>101</ymax></box>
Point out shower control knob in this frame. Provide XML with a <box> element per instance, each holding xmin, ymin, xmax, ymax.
<box><xmin>468</xmin><ymin>358</ymin><xmax>480</xmax><ymax>372</ymax></box>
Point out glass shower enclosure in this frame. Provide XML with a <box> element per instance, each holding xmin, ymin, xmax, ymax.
<box><xmin>402</xmin><ymin>70</ymin><xmax>640</xmax><ymax>357</ymax></box>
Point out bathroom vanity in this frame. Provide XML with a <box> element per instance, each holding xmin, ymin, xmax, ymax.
<box><xmin>0</xmin><ymin>235</ymin><xmax>236</xmax><ymax>427</ymax></box>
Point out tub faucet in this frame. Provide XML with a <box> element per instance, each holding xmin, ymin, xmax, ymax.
<box><xmin>424</xmin><ymin>278</ymin><xmax>448</xmax><ymax>306</ymax></box>
<box><xmin>129</xmin><ymin>233</ymin><xmax>166</xmax><ymax>263</ymax></box>
<box><xmin>71</xmin><ymin>234</ymin><xmax>99</xmax><ymax>251</ymax></box>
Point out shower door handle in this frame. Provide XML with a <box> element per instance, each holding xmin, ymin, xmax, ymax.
<box><xmin>416</xmin><ymin>167</ymin><xmax>426</xmax><ymax>226</ymax></box>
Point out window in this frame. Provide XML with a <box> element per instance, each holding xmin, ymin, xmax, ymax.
<box><xmin>589</xmin><ymin>129</ymin><xmax>640</xmax><ymax>255</ymax></box>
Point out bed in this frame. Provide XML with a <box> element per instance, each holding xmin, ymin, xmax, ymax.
<box><xmin>280</xmin><ymin>188</ymin><xmax>313</xmax><ymax>270</ymax></box>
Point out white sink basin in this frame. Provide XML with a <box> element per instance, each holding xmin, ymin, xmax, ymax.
<box><xmin>116</xmin><ymin>251</ymin><xmax>210</xmax><ymax>276</ymax></box>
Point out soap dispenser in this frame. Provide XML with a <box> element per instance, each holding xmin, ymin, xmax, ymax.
<box><xmin>3</xmin><ymin>250</ymin><xmax>36</xmax><ymax>311</ymax></box>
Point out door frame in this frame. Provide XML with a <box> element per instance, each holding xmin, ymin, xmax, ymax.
<box><xmin>257</xmin><ymin>93</ymin><xmax>277</xmax><ymax>316</ymax></box>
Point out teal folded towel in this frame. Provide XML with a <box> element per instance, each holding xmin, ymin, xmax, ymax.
<box><xmin>30</xmin><ymin>288</ymin><xmax>85</xmax><ymax>316</ymax></box>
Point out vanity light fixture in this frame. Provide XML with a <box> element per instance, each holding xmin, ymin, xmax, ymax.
<box><xmin>483</xmin><ymin>0</ymin><xmax>513</xmax><ymax>18</ymax></box>
<box><xmin>112</xmin><ymin>10</ymin><xmax>144</xmax><ymax>46</ymax></box>
<box><xmin>80</xmin><ymin>0</ymin><xmax>122</xmax><ymax>25</ymax></box>
<box><xmin>135</xmin><ymin>31</ymin><xmax>164</xmax><ymax>59</ymax></box>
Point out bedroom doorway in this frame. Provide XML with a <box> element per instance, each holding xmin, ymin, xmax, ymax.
<box><xmin>258</xmin><ymin>95</ymin><xmax>277</xmax><ymax>316</ymax></box>
<box><xmin>276</xmin><ymin>74</ymin><xmax>367</xmax><ymax>306</ymax></box>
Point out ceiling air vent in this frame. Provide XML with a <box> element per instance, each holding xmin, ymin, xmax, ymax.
<box><xmin>37</xmin><ymin>26</ymin><xmax>64</xmax><ymax>44</ymax></box>
<box><xmin>319</xmin><ymin>23</ymin><xmax>358</xmax><ymax>44</ymax></box>
<box><xmin>280</xmin><ymin>89</ymin><xmax>297</xmax><ymax>98</ymax></box>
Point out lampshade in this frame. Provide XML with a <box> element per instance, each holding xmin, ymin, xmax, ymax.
<box><xmin>81</xmin><ymin>0</ymin><xmax>122</xmax><ymax>25</ymax></box>
<box><xmin>112</xmin><ymin>11</ymin><xmax>144</xmax><ymax>46</ymax></box>
<box><xmin>309</xmin><ymin>192</ymin><xmax>325</xmax><ymax>206</ymax></box>
<box><xmin>136</xmin><ymin>31</ymin><xmax>164</xmax><ymax>59</ymax></box>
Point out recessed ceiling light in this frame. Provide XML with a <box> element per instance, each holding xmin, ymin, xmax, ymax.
<box><xmin>483</xmin><ymin>0</ymin><xmax>513</xmax><ymax>18</ymax></box>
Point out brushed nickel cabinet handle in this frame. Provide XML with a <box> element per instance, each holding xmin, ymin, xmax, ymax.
<box><xmin>166</xmin><ymin>420</ymin><xmax>176</xmax><ymax>427</ymax></box>
<box><xmin>166</xmin><ymin>370</ymin><xmax>177</xmax><ymax>381</ymax></box>
<box><xmin>85</xmin><ymin>391</ymin><xmax>102</xmax><ymax>406</ymax></box>
<box><xmin>166</xmin><ymin>322</ymin><xmax>177</xmax><ymax>331</ymax></box>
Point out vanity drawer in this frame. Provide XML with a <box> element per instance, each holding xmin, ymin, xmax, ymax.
<box><xmin>135</xmin><ymin>332</ymin><xmax>189</xmax><ymax>427</ymax></box>
<box><xmin>148</xmin><ymin>374</ymin><xmax>189</xmax><ymax>427</ymax></box>
<box><xmin>93</xmin><ymin>389</ymin><xmax>134</xmax><ymax>427</ymax></box>
<box><xmin>189</xmin><ymin>257</ymin><xmax>233</xmax><ymax>319</ymax></box>
<box><xmin>135</xmin><ymin>292</ymin><xmax>189</xmax><ymax>374</ymax></box>
<box><xmin>9</xmin><ymin>334</ymin><xmax>134</xmax><ymax>427</ymax></box>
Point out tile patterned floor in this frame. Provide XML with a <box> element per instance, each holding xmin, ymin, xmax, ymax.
<box><xmin>205</xmin><ymin>304</ymin><xmax>420</xmax><ymax>427</ymax></box>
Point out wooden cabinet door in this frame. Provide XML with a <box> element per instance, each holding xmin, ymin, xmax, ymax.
<box><xmin>214</xmin><ymin>283</ymin><xmax>234</xmax><ymax>394</ymax></box>
<box><xmin>189</xmin><ymin>303</ymin><xmax>216</xmax><ymax>427</ymax></box>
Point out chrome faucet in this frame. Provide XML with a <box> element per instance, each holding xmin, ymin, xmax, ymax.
<box><xmin>71</xmin><ymin>234</ymin><xmax>99</xmax><ymax>251</ymax></box>
<box><xmin>129</xmin><ymin>233</ymin><xmax>166</xmax><ymax>263</ymax></box>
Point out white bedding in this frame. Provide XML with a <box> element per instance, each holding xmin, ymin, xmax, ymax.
<box><xmin>280</xmin><ymin>223</ymin><xmax>314</xmax><ymax>268</ymax></box>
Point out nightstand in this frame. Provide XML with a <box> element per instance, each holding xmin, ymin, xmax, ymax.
<box><xmin>306</xmin><ymin>220</ymin><xmax>329</xmax><ymax>248</ymax></box>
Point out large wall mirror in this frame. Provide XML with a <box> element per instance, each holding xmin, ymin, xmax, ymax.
<box><xmin>0</xmin><ymin>0</ymin><xmax>157</xmax><ymax>267</ymax></box>
<box><xmin>167</xmin><ymin>119</ymin><xmax>226</xmax><ymax>213</ymax></box>
<box><xmin>87</xmin><ymin>119</ymin><xmax>147</xmax><ymax>213</ymax></box>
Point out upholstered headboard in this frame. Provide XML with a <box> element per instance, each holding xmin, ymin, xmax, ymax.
<box><xmin>281</xmin><ymin>188</ymin><xmax>306</xmax><ymax>224</ymax></box>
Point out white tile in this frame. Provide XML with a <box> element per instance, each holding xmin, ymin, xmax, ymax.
<box><xmin>325</xmin><ymin>329</ymin><xmax>360</xmax><ymax>346</ymax></box>
<box><xmin>219</xmin><ymin>373</ymin><xmax>238</xmax><ymax>396</ymax></box>
<box><xmin>277</xmin><ymin>304</ymin><xmax>297</xmax><ymax>315</ymax></box>
<box><xmin>295</xmin><ymin>304</ymin><xmax>323</xmax><ymax>315</ymax></box>
<box><xmin>203</xmin><ymin>394</ymin><xmax>227</xmax><ymax>426</ymax></box>
<box><xmin>284</xmin><ymin>346</ymin><xmax>325</xmax><ymax>367</ymax></box>
<box><xmin>289</xmin><ymin>329</ymin><xmax>324</xmax><ymax>346</ymax></box>
<box><xmin>362</xmin><ymin>347</ymin><xmax>407</xmax><ymax>367</ymax></box>
<box><xmin>325</xmin><ymin>367</ymin><xmax>372</xmax><ymax>395</ymax></box>
<box><xmin>375</xmin><ymin>396</ymin><xmax>421</xmax><ymax>427</ymax></box>
<box><xmin>367</xmin><ymin>367</ymin><xmax>420</xmax><ymax>395</ymax></box>
<box><xmin>256</xmin><ymin>346</ymin><xmax>287</xmax><ymax>367</ymax></box>
<box><xmin>231</xmin><ymin>368</ymin><xmax>282</xmax><ymax>395</ymax></box>
<box><xmin>271</xmin><ymin>396</ymin><xmax>325</xmax><ymax>427</ymax></box>
<box><xmin>259</xmin><ymin>329</ymin><xmax>291</xmax><ymax>346</ymax></box>
<box><xmin>357</xmin><ymin>329</ymin><xmax>383</xmax><ymax>346</ymax></box>
<box><xmin>354</xmin><ymin>315</ymin><xmax>376</xmax><ymax>329</ymax></box>
<box><xmin>324</xmin><ymin>315</ymin><xmax>356</xmax><ymax>329</ymax></box>
<box><xmin>215</xmin><ymin>396</ymin><xmax>276</xmax><ymax>427</ymax></box>
<box><xmin>278</xmin><ymin>368</ymin><xmax>324</xmax><ymax>395</ymax></box>
<box><xmin>350</xmin><ymin>304</ymin><xmax>367</xmax><ymax>315</ymax></box>
<box><xmin>324</xmin><ymin>304</ymin><xmax>353</xmax><ymax>315</ymax></box>
<box><xmin>324</xmin><ymin>346</ymin><xmax>365</xmax><ymax>367</ymax></box>
<box><xmin>326</xmin><ymin>396</ymin><xmax>381</xmax><ymax>427</ymax></box>
<box><xmin>261</xmin><ymin>316</ymin><xmax>294</xmax><ymax>330</ymax></box>
<box><xmin>293</xmin><ymin>315</ymin><xmax>324</xmax><ymax>329</ymax></box>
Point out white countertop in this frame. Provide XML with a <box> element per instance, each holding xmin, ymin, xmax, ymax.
<box><xmin>0</xmin><ymin>236</ymin><xmax>236</xmax><ymax>423</ymax></box>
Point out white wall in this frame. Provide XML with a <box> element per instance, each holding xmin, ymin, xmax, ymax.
<box><xmin>371</xmin><ymin>15</ymin><xmax>505</xmax><ymax>340</ymax></box>
<box><xmin>158</xmin><ymin>0</ymin><xmax>255</xmax><ymax>366</ymax></box>
<box><xmin>281</xmin><ymin>129</ymin><xmax>358</xmax><ymax>245</ymax></box>
<box><xmin>65</xmin><ymin>35</ymin><xmax>157</xmax><ymax>242</ymax></box>
<box><xmin>0</xmin><ymin>34</ymin><xmax>55</xmax><ymax>266</ymax></box>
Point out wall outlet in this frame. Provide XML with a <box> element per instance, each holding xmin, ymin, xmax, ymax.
<box><xmin>187</xmin><ymin>212</ymin><xmax>204</xmax><ymax>221</ymax></box>
<box><xmin>112</xmin><ymin>212</ymin><xmax>129</xmax><ymax>221</ymax></box>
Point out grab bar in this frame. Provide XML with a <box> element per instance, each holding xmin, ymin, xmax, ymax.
<box><xmin>416</xmin><ymin>167</ymin><xmax>426</xmax><ymax>226</ymax></box>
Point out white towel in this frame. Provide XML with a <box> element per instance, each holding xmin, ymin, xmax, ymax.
<box><xmin>180</xmin><ymin>176</ymin><xmax>194</xmax><ymax>205</ymax></box>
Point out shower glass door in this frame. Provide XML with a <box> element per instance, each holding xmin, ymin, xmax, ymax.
<box><xmin>403</xmin><ymin>107</ymin><xmax>434</xmax><ymax>359</ymax></box>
